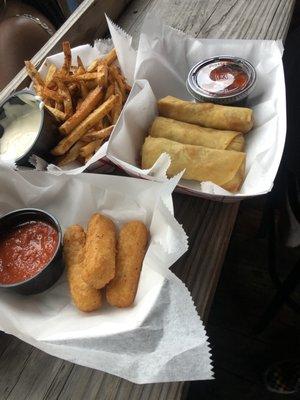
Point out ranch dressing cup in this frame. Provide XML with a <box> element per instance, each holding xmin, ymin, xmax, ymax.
<box><xmin>186</xmin><ymin>56</ymin><xmax>256</xmax><ymax>105</ymax></box>
<box><xmin>0</xmin><ymin>90</ymin><xmax>59</xmax><ymax>166</ymax></box>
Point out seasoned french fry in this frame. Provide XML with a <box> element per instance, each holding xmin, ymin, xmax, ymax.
<box><xmin>81</xmin><ymin>125</ymin><xmax>114</xmax><ymax>143</ymax></box>
<box><xmin>76</xmin><ymin>98</ymin><xmax>83</xmax><ymax>110</ymax></box>
<box><xmin>112</xmin><ymin>93</ymin><xmax>122</xmax><ymax>124</ymax></box>
<box><xmin>125</xmin><ymin>82</ymin><xmax>132</xmax><ymax>92</ymax></box>
<box><xmin>52</xmin><ymin>94</ymin><xmax>118</xmax><ymax>155</ymax></box>
<box><xmin>76</xmin><ymin>66</ymin><xmax>85</xmax><ymax>75</ymax></box>
<box><xmin>77</xmin><ymin>55</ymin><xmax>85</xmax><ymax>70</ymax></box>
<box><xmin>59</xmin><ymin>86</ymin><xmax>103</xmax><ymax>135</ymax></box>
<box><xmin>105</xmin><ymin>83</ymin><xmax>114</xmax><ymax>100</ymax></box>
<box><xmin>97</xmin><ymin>64</ymin><xmax>108</xmax><ymax>87</ymax></box>
<box><xmin>62</xmin><ymin>41</ymin><xmax>72</xmax><ymax>73</ymax></box>
<box><xmin>87</xmin><ymin>59</ymin><xmax>99</xmax><ymax>72</ymax></box>
<box><xmin>55</xmin><ymin>101</ymin><xmax>64</xmax><ymax>112</ymax></box>
<box><xmin>86</xmin><ymin>80</ymin><xmax>98</xmax><ymax>90</ymax></box>
<box><xmin>56</xmin><ymin>79</ymin><xmax>73</xmax><ymax>117</ymax></box>
<box><xmin>56</xmin><ymin>71</ymin><xmax>105</xmax><ymax>83</ymax></box>
<box><xmin>109</xmin><ymin>65</ymin><xmax>126</xmax><ymax>102</ymax></box>
<box><xmin>101</xmin><ymin>48</ymin><xmax>117</xmax><ymax>66</ymax></box>
<box><xmin>96</xmin><ymin>119</ymin><xmax>103</xmax><ymax>130</ymax></box>
<box><xmin>25</xmin><ymin>61</ymin><xmax>44</xmax><ymax>86</ymax></box>
<box><xmin>45</xmin><ymin>64</ymin><xmax>57</xmax><ymax>87</ymax></box>
<box><xmin>57</xmin><ymin>140</ymin><xmax>85</xmax><ymax>166</ymax></box>
<box><xmin>42</xmin><ymin>87</ymin><xmax>64</xmax><ymax>102</ymax></box>
<box><xmin>79</xmin><ymin>139</ymin><xmax>103</xmax><ymax>158</ymax></box>
<box><xmin>45</xmin><ymin>105</ymin><xmax>66</xmax><ymax>121</ymax></box>
<box><xmin>79</xmin><ymin>81</ymin><xmax>89</xmax><ymax>99</ymax></box>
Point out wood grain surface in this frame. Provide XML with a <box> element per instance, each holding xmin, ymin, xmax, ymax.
<box><xmin>0</xmin><ymin>0</ymin><xmax>295</xmax><ymax>399</ymax></box>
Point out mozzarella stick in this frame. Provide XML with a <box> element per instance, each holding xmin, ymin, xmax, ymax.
<box><xmin>82</xmin><ymin>213</ymin><xmax>117</xmax><ymax>289</ymax></box>
<box><xmin>63</xmin><ymin>225</ymin><xmax>102</xmax><ymax>312</ymax></box>
<box><xmin>106</xmin><ymin>221</ymin><xmax>149</xmax><ymax>308</ymax></box>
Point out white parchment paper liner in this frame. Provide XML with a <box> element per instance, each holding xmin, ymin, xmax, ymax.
<box><xmin>0</xmin><ymin>168</ymin><xmax>212</xmax><ymax>383</ymax></box>
<box><xmin>106</xmin><ymin>13</ymin><xmax>286</xmax><ymax>201</ymax></box>
<box><xmin>28</xmin><ymin>16</ymin><xmax>137</xmax><ymax>175</ymax></box>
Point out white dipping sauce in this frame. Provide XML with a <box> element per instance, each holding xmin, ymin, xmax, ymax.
<box><xmin>0</xmin><ymin>94</ymin><xmax>42</xmax><ymax>161</ymax></box>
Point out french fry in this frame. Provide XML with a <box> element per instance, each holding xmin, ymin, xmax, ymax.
<box><xmin>76</xmin><ymin>66</ymin><xmax>85</xmax><ymax>75</ymax></box>
<box><xmin>81</xmin><ymin>125</ymin><xmax>114</xmax><ymax>143</ymax></box>
<box><xmin>56</xmin><ymin>71</ymin><xmax>105</xmax><ymax>83</ymax></box>
<box><xmin>79</xmin><ymin>81</ymin><xmax>89</xmax><ymax>99</ymax></box>
<box><xmin>42</xmin><ymin>87</ymin><xmax>64</xmax><ymax>102</ymax></box>
<box><xmin>101</xmin><ymin>48</ymin><xmax>117</xmax><ymax>66</ymax></box>
<box><xmin>87</xmin><ymin>59</ymin><xmax>99</xmax><ymax>72</ymax></box>
<box><xmin>55</xmin><ymin>101</ymin><xmax>64</xmax><ymax>112</ymax></box>
<box><xmin>125</xmin><ymin>82</ymin><xmax>132</xmax><ymax>92</ymax></box>
<box><xmin>112</xmin><ymin>94</ymin><xmax>122</xmax><ymax>124</ymax></box>
<box><xmin>25</xmin><ymin>41</ymin><xmax>130</xmax><ymax>168</ymax></box>
<box><xmin>45</xmin><ymin>105</ymin><xmax>66</xmax><ymax>121</ymax></box>
<box><xmin>97</xmin><ymin>64</ymin><xmax>108</xmax><ymax>87</ymax></box>
<box><xmin>77</xmin><ymin>55</ymin><xmax>85</xmax><ymax>70</ymax></box>
<box><xmin>57</xmin><ymin>140</ymin><xmax>85</xmax><ymax>166</ymax></box>
<box><xmin>79</xmin><ymin>139</ymin><xmax>103</xmax><ymax>158</ymax></box>
<box><xmin>56</xmin><ymin>79</ymin><xmax>73</xmax><ymax>117</ymax></box>
<box><xmin>25</xmin><ymin>61</ymin><xmax>44</xmax><ymax>86</ymax></box>
<box><xmin>45</xmin><ymin>64</ymin><xmax>57</xmax><ymax>87</ymax></box>
<box><xmin>52</xmin><ymin>94</ymin><xmax>118</xmax><ymax>155</ymax></box>
<box><xmin>109</xmin><ymin>65</ymin><xmax>126</xmax><ymax>102</ymax></box>
<box><xmin>76</xmin><ymin>98</ymin><xmax>83</xmax><ymax>110</ymax></box>
<box><xmin>62</xmin><ymin>41</ymin><xmax>72</xmax><ymax>74</ymax></box>
<box><xmin>105</xmin><ymin>83</ymin><xmax>114</xmax><ymax>100</ymax></box>
<box><xmin>59</xmin><ymin>86</ymin><xmax>103</xmax><ymax>135</ymax></box>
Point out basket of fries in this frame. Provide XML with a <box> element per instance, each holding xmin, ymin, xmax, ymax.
<box><xmin>25</xmin><ymin>41</ymin><xmax>131</xmax><ymax>171</ymax></box>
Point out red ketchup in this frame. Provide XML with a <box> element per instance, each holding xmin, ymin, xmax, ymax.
<box><xmin>0</xmin><ymin>220</ymin><xmax>58</xmax><ymax>284</ymax></box>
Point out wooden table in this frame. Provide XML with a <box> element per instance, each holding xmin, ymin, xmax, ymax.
<box><xmin>0</xmin><ymin>0</ymin><xmax>295</xmax><ymax>399</ymax></box>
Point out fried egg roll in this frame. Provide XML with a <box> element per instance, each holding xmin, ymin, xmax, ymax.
<box><xmin>158</xmin><ymin>96</ymin><xmax>253</xmax><ymax>133</ymax></box>
<box><xmin>142</xmin><ymin>136</ymin><xmax>246</xmax><ymax>192</ymax></box>
<box><xmin>63</xmin><ymin>225</ymin><xmax>102</xmax><ymax>312</ymax></box>
<box><xmin>82</xmin><ymin>213</ymin><xmax>117</xmax><ymax>289</ymax></box>
<box><xmin>106</xmin><ymin>221</ymin><xmax>148</xmax><ymax>308</ymax></box>
<box><xmin>150</xmin><ymin>116</ymin><xmax>244</xmax><ymax>151</ymax></box>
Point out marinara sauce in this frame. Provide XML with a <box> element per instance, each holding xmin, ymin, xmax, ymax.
<box><xmin>0</xmin><ymin>220</ymin><xmax>58</xmax><ymax>284</ymax></box>
<box><xmin>196</xmin><ymin>61</ymin><xmax>249</xmax><ymax>95</ymax></box>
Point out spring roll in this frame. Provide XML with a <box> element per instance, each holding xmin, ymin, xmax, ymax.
<box><xmin>63</xmin><ymin>225</ymin><xmax>102</xmax><ymax>312</ymax></box>
<box><xmin>82</xmin><ymin>213</ymin><xmax>117</xmax><ymax>289</ymax></box>
<box><xmin>106</xmin><ymin>221</ymin><xmax>149</xmax><ymax>308</ymax></box>
<box><xmin>158</xmin><ymin>96</ymin><xmax>253</xmax><ymax>133</ymax></box>
<box><xmin>141</xmin><ymin>136</ymin><xmax>246</xmax><ymax>192</ymax></box>
<box><xmin>150</xmin><ymin>116</ymin><xmax>244</xmax><ymax>151</ymax></box>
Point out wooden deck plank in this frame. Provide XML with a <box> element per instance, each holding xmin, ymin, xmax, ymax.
<box><xmin>0</xmin><ymin>0</ymin><xmax>295</xmax><ymax>399</ymax></box>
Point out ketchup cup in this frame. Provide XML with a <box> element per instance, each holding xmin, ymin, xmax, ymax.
<box><xmin>0</xmin><ymin>209</ymin><xmax>64</xmax><ymax>295</ymax></box>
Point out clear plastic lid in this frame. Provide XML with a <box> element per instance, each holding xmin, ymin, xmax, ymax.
<box><xmin>187</xmin><ymin>56</ymin><xmax>256</xmax><ymax>104</ymax></box>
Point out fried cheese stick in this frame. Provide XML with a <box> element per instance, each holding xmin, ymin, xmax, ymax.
<box><xmin>82</xmin><ymin>213</ymin><xmax>117</xmax><ymax>289</ymax></box>
<box><xmin>63</xmin><ymin>225</ymin><xmax>102</xmax><ymax>312</ymax></box>
<box><xmin>106</xmin><ymin>221</ymin><xmax>148</xmax><ymax>308</ymax></box>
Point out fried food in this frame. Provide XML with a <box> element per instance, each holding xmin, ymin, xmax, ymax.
<box><xmin>158</xmin><ymin>95</ymin><xmax>253</xmax><ymax>133</ymax></box>
<box><xmin>82</xmin><ymin>213</ymin><xmax>117</xmax><ymax>289</ymax></box>
<box><xmin>25</xmin><ymin>42</ymin><xmax>131</xmax><ymax>167</ymax></box>
<box><xmin>63</xmin><ymin>225</ymin><xmax>102</xmax><ymax>312</ymax></box>
<box><xmin>51</xmin><ymin>94</ymin><xmax>119</xmax><ymax>156</ymax></box>
<box><xmin>142</xmin><ymin>136</ymin><xmax>246</xmax><ymax>192</ymax></box>
<box><xmin>106</xmin><ymin>221</ymin><xmax>148</xmax><ymax>308</ymax></box>
<box><xmin>150</xmin><ymin>116</ymin><xmax>245</xmax><ymax>151</ymax></box>
<box><xmin>59</xmin><ymin>86</ymin><xmax>103</xmax><ymax>135</ymax></box>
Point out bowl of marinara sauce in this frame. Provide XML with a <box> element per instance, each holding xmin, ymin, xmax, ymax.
<box><xmin>0</xmin><ymin>209</ymin><xmax>64</xmax><ymax>295</ymax></box>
